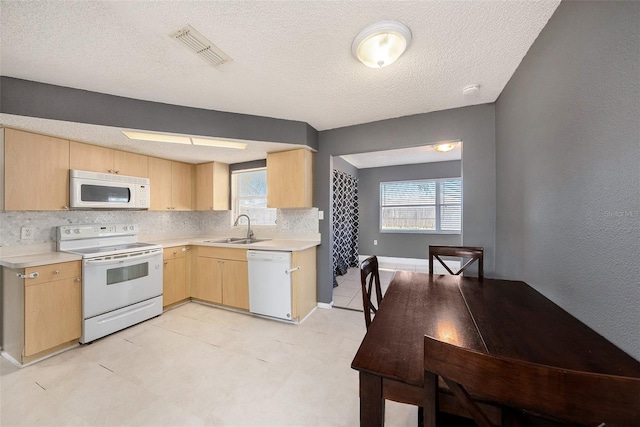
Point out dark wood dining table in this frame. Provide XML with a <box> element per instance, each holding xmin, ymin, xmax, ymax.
<box><xmin>350</xmin><ymin>271</ymin><xmax>640</xmax><ymax>426</ymax></box>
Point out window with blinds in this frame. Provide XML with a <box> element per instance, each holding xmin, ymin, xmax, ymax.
<box><xmin>380</xmin><ymin>178</ymin><xmax>462</xmax><ymax>233</ymax></box>
<box><xmin>231</xmin><ymin>168</ymin><xmax>277</xmax><ymax>226</ymax></box>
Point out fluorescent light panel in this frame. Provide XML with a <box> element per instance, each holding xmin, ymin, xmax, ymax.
<box><xmin>122</xmin><ymin>131</ymin><xmax>191</xmax><ymax>144</ymax></box>
<box><xmin>123</xmin><ymin>131</ymin><xmax>246</xmax><ymax>150</ymax></box>
<box><xmin>191</xmin><ymin>138</ymin><xmax>246</xmax><ymax>149</ymax></box>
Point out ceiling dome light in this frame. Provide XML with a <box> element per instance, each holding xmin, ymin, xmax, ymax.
<box><xmin>433</xmin><ymin>142</ymin><xmax>457</xmax><ymax>153</ymax></box>
<box><xmin>352</xmin><ymin>21</ymin><xmax>412</xmax><ymax>68</ymax></box>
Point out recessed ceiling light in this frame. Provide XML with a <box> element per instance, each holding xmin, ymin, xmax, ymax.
<box><xmin>433</xmin><ymin>142</ymin><xmax>457</xmax><ymax>153</ymax></box>
<box><xmin>123</xmin><ymin>131</ymin><xmax>247</xmax><ymax>150</ymax></box>
<box><xmin>352</xmin><ymin>21</ymin><xmax>412</xmax><ymax>68</ymax></box>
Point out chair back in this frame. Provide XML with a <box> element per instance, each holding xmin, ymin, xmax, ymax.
<box><xmin>360</xmin><ymin>256</ymin><xmax>383</xmax><ymax>329</ymax></box>
<box><xmin>423</xmin><ymin>336</ymin><xmax>640</xmax><ymax>427</ymax></box>
<box><xmin>429</xmin><ymin>245</ymin><xmax>484</xmax><ymax>279</ymax></box>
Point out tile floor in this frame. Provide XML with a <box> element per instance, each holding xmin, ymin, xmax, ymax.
<box><xmin>333</xmin><ymin>260</ymin><xmax>429</xmax><ymax>311</ymax></box>
<box><xmin>1</xmin><ymin>302</ymin><xmax>419</xmax><ymax>426</ymax></box>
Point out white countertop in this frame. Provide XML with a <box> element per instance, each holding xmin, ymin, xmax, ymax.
<box><xmin>0</xmin><ymin>251</ymin><xmax>83</xmax><ymax>269</ymax></box>
<box><xmin>0</xmin><ymin>234</ymin><xmax>321</xmax><ymax>269</ymax></box>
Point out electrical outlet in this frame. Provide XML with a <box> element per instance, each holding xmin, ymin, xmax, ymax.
<box><xmin>374</xmin><ymin>239</ymin><xmax>378</xmax><ymax>246</ymax></box>
<box><xmin>21</xmin><ymin>226</ymin><xmax>34</xmax><ymax>240</ymax></box>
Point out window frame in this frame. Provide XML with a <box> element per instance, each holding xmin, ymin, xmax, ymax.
<box><xmin>379</xmin><ymin>177</ymin><xmax>462</xmax><ymax>234</ymax></box>
<box><xmin>230</xmin><ymin>167</ymin><xmax>277</xmax><ymax>227</ymax></box>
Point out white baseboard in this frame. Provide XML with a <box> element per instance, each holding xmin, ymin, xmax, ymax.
<box><xmin>358</xmin><ymin>254</ymin><xmax>427</xmax><ymax>267</ymax></box>
<box><xmin>317</xmin><ymin>302</ymin><xmax>333</xmax><ymax>309</ymax></box>
<box><xmin>358</xmin><ymin>254</ymin><xmax>459</xmax><ymax>274</ymax></box>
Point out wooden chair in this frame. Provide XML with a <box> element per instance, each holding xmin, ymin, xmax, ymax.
<box><xmin>429</xmin><ymin>245</ymin><xmax>484</xmax><ymax>279</ymax></box>
<box><xmin>423</xmin><ymin>335</ymin><xmax>640</xmax><ymax>427</ymax></box>
<box><xmin>359</xmin><ymin>256</ymin><xmax>383</xmax><ymax>329</ymax></box>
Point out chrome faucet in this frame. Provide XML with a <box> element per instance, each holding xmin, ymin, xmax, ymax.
<box><xmin>233</xmin><ymin>214</ymin><xmax>253</xmax><ymax>240</ymax></box>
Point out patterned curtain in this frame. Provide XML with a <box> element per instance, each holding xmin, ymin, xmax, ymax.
<box><xmin>332</xmin><ymin>170</ymin><xmax>359</xmax><ymax>287</ymax></box>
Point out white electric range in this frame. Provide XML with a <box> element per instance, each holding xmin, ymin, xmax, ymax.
<box><xmin>57</xmin><ymin>224</ymin><xmax>163</xmax><ymax>343</ymax></box>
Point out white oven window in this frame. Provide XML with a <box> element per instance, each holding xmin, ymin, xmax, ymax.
<box><xmin>81</xmin><ymin>184</ymin><xmax>131</xmax><ymax>203</ymax></box>
<box><xmin>106</xmin><ymin>263</ymin><xmax>149</xmax><ymax>285</ymax></box>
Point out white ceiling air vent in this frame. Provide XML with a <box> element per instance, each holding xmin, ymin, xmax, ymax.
<box><xmin>170</xmin><ymin>25</ymin><xmax>232</xmax><ymax>67</ymax></box>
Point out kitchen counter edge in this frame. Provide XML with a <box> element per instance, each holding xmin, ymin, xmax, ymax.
<box><xmin>0</xmin><ymin>238</ymin><xmax>321</xmax><ymax>268</ymax></box>
<box><xmin>156</xmin><ymin>237</ymin><xmax>321</xmax><ymax>252</ymax></box>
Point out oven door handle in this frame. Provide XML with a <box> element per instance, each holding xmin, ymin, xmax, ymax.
<box><xmin>84</xmin><ymin>250</ymin><xmax>162</xmax><ymax>266</ymax></box>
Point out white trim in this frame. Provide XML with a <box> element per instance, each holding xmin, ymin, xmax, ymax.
<box><xmin>2</xmin><ymin>343</ymin><xmax>80</xmax><ymax>369</ymax></box>
<box><xmin>358</xmin><ymin>254</ymin><xmax>427</xmax><ymax>268</ymax></box>
<box><xmin>358</xmin><ymin>254</ymin><xmax>460</xmax><ymax>274</ymax></box>
<box><xmin>317</xmin><ymin>302</ymin><xmax>333</xmax><ymax>309</ymax></box>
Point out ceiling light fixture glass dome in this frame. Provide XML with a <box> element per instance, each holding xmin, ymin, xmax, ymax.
<box><xmin>433</xmin><ymin>142</ymin><xmax>458</xmax><ymax>153</ymax></box>
<box><xmin>352</xmin><ymin>21</ymin><xmax>412</xmax><ymax>68</ymax></box>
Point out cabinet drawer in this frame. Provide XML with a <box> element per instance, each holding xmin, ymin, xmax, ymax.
<box><xmin>163</xmin><ymin>246</ymin><xmax>190</xmax><ymax>260</ymax></box>
<box><xmin>24</xmin><ymin>261</ymin><xmax>81</xmax><ymax>286</ymax></box>
<box><xmin>197</xmin><ymin>246</ymin><xmax>247</xmax><ymax>261</ymax></box>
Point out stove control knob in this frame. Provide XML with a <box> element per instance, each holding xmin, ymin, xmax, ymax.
<box><xmin>123</xmin><ymin>226</ymin><xmax>129</xmax><ymax>231</ymax></box>
<box><xmin>64</xmin><ymin>229</ymin><xmax>71</xmax><ymax>234</ymax></box>
<box><xmin>74</xmin><ymin>229</ymin><xmax>80</xmax><ymax>234</ymax></box>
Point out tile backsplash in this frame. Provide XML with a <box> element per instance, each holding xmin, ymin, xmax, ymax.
<box><xmin>0</xmin><ymin>208</ymin><xmax>319</xmax><ymax>247</ymax></box>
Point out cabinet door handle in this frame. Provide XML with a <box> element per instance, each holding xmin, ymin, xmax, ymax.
<box><xmin>173</xmin><ymin>251</ymin><xmax>178</xmax><ymax>255</ymax></box>
<box><xmin>17</xmin><ymin>272</ymin><xmax>39</xmax><ymax>279</ymax></box>
<box><xmin>115</xmin><ymin>170</ymin><xmax>120</xmax><ymax>174</ymax></box>
<box><xmin>285</xmin><ymin>266</ymin><xmax>300</xmax><ymax>274</ymax></box>
<box><xmin>75</xmin><ymin>278</ymin><xmax>81</xmax><ymax>282</ymax></box>
<box><xmin>53</xmin><ymin>270</ymin><xmax>60</xmax><ymax>274</ymax></box>
<box><xmin>182</xmin><ymin>247</ymin><xmax>189</xmax><ymax>252</ymax></box>
<box><xmin>108</xmin><ymin>169</ymin><xmax>114</xmax><ymax>173</ymax></box>
<box><xmin>62</xmin><ymin>205</ymin><xmax>69</xmax><ymax>210</ymax></box>
<box><xmin>164</xmin><ymin>262</ymin><xmax>168</xmax><ymax>265</ymax></box>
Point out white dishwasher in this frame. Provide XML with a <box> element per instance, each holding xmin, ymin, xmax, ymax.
<box><xmin>247</xmin><ymin>250</ymin><xmax>294</xmax><ymax>321</ymax></box>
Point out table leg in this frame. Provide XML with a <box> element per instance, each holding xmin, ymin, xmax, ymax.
<box><xmin>359</xmin><ymin>371</ymin><xmax>385</xmax><ymax>426</ymax></box>
<box><xmin>423</xmin><ymin>372</ymin><xmax>438</xmax><ymax>427</ymax></box>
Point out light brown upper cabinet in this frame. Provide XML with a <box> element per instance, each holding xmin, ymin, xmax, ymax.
<box><xmin>267</xmin><ymin>148</ymin><xmax>314</xmax><ymax>208</ymax></box>
<box><xmin>69</xmin><ymin>141</ymin><xmax>149</xmax><ymax>177</ymax></box>
<box><xmin>148</xmin><ymin>157</ymin><xmax>194</xmax><ymax>211</ymax></box>
<box><xmin>196</xmin><ymin>162</ymin><xmax>229</xmax><ymax>211</ymax></box>
<box><xmin>4</xmin><ymin>128</ymin><xmax>70</xmax><ymax>211</ymax></box>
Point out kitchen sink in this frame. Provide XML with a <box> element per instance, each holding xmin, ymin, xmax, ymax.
<box><xmin>203</xmin><ymin>237</ymin><xmax>271</xmax><ymax>245</ymax></box>
<box><xmin>229</xmin><ymin>238</ymin><xmax>271</xmax><ymax>244</ymax></box>
<box><xmin>203</xmin><ymin>237</ymin><xmax>247</xmax><ymax>244</ymax></box>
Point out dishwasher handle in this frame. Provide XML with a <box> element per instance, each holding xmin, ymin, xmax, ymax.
<box><xmin>285</xmin><ymin>266</ymin><xmax>300</xmax><ymax>274</ymax></box>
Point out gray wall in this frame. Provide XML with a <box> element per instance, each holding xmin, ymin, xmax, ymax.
<box><xmin>358</xmin><ymin>161</ymin><xmax>461</xmax><ymax>257</ymax></box>
<box><xmin>495</xmin><ymin>1</ymin><xmax>640</xmax><ymax>359</ymax></box>
<box><xmin>0</xmin><ymin>77</ymin><xmax>318</xmax><ymax>149</ymax></box>
<box><xmin>316</xmin><ymin>104</ymin><xmax>496</xmax><ymax>304</ymax></box>
<box><xmin>333</xmin><ymin>156</ymin><xmax>359</xmax><ymax>178</ymax></box>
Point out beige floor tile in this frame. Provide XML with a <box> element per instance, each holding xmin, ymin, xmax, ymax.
<box><xmin>1</xmin><ymin>302</ymin><xmax>414</xmax><ymax>427</ymax></box>
<box><xmin>332</xmin><ymin>295</ymin><xmax>352</xmax><ymax>308</ymax></box>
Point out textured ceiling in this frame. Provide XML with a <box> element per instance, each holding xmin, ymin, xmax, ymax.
<box><xmin>341</xmin><ymin>143</ymin><xmax>461</xmax><ymax>169</ymax></box>
<box><xmin>0</xmin><ymin>0</ymin><xmax>559</xmax><ymax>164</ymax></box>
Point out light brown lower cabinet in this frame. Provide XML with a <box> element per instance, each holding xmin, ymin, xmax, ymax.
<box><xmin>163</xmin><ymin>246</ymin><xmax>190</xmax><ymax>308</ymax></box>
<box><xmin>291</xmin><ymin>247</ymin><xmax>317</xmax><ymax>322</ymax></box>
<box><xmin>193</xmin><ymin>247</ymin><xmax>249</xmax><ymax>310</ymax></box>
<box><xmin>2</xmin><ymin>261</ymin><xmax>82</xmax><ymax>364</ymax></box>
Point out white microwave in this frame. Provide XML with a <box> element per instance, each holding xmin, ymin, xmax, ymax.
<box><xmin>70</xmin><ymin>170</ymin><xmax>150</xmax><ymax>209</ymax></box>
